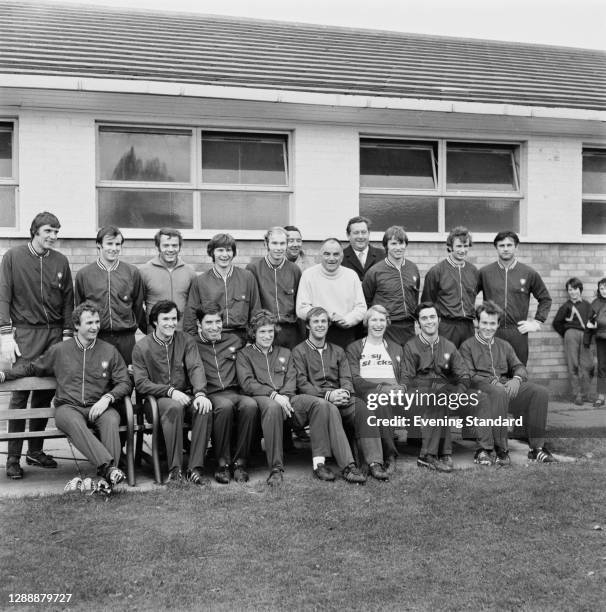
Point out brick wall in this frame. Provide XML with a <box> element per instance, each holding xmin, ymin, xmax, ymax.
<box><xmin>1</xmin><ymin>237</ymin><xmax>605</xmax><ymax>398</ymax></box>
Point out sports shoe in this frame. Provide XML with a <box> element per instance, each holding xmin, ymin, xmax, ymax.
<box><xmin>104</xmin><ymin>466</ymin><xmax>126</xmax><ymax>486</ymax></box>
<box><xmin>528</xmin><ymin>447</ymin><xmax>557</xmax><ymax>463</ymax></box>
<box><xmin>266</xmin><ymin>467</ymin><xmax>284</xmax><ymax>487</ymax></box>
<box><xmin>313</xmin><ymin>463</ymin><xmax>336</xmax><ymax>482</ymax></box>
<box><xmin>342</xmin><ymin>463</ymin><xmax>366</xmax><ymax>484</ymax></box>
<box><xmin>474</xmin><ymin>449</ymin><xmax>493</xmax><ymax>466</ymax></box>
<box><xmin>188</xmin><ymin>467</ymin><xmax>211</xmax><ymax>486</ymax></box>
<box><xmin>573</xmin><ymin>394</ymin><xmax>584</xmax><ymax>406</ymax></box>
<box><xmin>439</xmin><ymin>455</ymin><xmax>454</xmax><ymax>470</ymax></box>
<box><xmin>214</xmin><ymin>465</ymin><xmax>231</xmax><ymax>484</ymax></box>
<box><xmin>368</xmin><ymin>462</ymin><xmax>389</xmax><ymax>481</ymax></box>
<box><xmin>384</xmin><ymin>455</ymin><xmax>397</xmax><ymax>475</ymax></box>
<box><xmin>232</xmin><ymin>464</ymin><xmax>250</xmax><ymax>483</ymax></box>
<box><xmin>495</xmin><ymin>448</ymin><xmax>511</xmax><ymax>467</ymax></box>
<box><xmin>26</xmin><ymin>451</ymin><xmax>58</xmax><ymax>468</ymax></box>
<box><xmin>6</xmin><ymin>458</ymin><xmax>23</xmax><ymax>480</ymax></box>
<box><xmin>166</xmin><ymin>467</ymin><xmax>184</xmax><ymax>483</ymax></box>
<box><xmin>417</xmin><ymin>454</ymin><xmax>452</xmax><ymax>472</ymax></box>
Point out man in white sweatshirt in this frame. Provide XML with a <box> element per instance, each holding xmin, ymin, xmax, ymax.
<box><xmin>296</xmin><ymin>238</ymin><xmax>367</xmax><ymax>349</ymax></box>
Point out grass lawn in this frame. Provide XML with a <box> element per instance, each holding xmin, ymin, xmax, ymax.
<box><xmin>2</xmin><ymin>443</ymin><xmax>606</xmax><ymax>612</ymax></box>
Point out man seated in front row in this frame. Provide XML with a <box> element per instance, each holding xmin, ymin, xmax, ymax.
<box><xmin>0</xmin><ymin>301</ymin><xmax>132</xmax><ymax>487</ymax></box>
<box><xmin>194</xmin><ymin>303</ymin><xmax>258</xmax><ymax>484</ymax></box>
<box><xmin>459</xmin><ymin>300</ymin><xmax>556</xmax><ymax>464</ymax></box>
<box><xmin>291</xmin><ymin>307</ymin><xmax>366</xmax><ymax>482</ymax></box>
<box><xmin>132</xmin><ymin>300</ymin><xmax>213</xmax><ymax>485</ymax></box>
<box><xmin>401</xmin><ymin>302</ymin><xmax>470</xmax><ymax>472</ymax></box>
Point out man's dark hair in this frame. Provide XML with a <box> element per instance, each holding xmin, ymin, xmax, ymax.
<box><xmin>30</xmin><ymin>212</ymin><xmax>61</xmax><ymax>239</ymax></box>
<box><xmin>565</xmin><ymin>277</ymin><xmax>583</xmax><ymax>293</ymax></box>
<box><xmin>597</xmin><ymin>278</ymin><xmax>606</xmax><ymax>296</ymax></box>
<box><xmin>247</xmin><ymin>309</ymin><xmax>280</xmax><ymax>342</ymax></box>
<box><xmin>207</xmin><ymin>233</ymin><xmax>237</xmax><ymax>261</ymax></box>
<box><xmin>96</xmin><ymin>225</ymin><xmax>124</xmax><ymax>246</ymax></box>
<box><xmin>154</xmin><ymin>228</ymin><xmax>183</xmax><ymax>249</ymax></box>
<box><xmin>284</xmin><ymin>225</ymin><xmax>301</xmax><ymax>234</ymax></box>
<box><xmin>382</xmin><ymin>225</ymin><xmax>408</xmax><ymax>249</ymax></box>
<box><xmin>414</xmin><ymin>301</ymin><xmax>438</xmax><ymax>321</ymax></box>
<box><xmin>493</xmin><ymin>230</ymin><xmax>519</xmax><ymax>247</ymax></box>
<box><xmin>72</xmin><ymin>300</ymin><xmax>100</xmax><ymax>327</ymax></box>
<box><xmin>475</xmin><ymin>300</ymin><xmax>504</xmax><ymax>323</ymax></box>
<box><xmin>195</xmin><ymin>302</ymin><xmax>223</xmax><ymax>322</ymax></box>
<box><xmin>346</xmin><ymin>216</ymin><xmax>371</xmax><ymax>236</ymax></box>
<box><xmin>446</xmin><ymin>226</ymin><xmax>473</xmax><ymax>251</ymax></box>
<box><xmin>149</xmin><ymin>300</ymin><xmax>180</xmax><ymax>328</ymax></box>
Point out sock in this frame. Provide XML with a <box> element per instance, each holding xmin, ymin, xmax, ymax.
<box><xmin>312</xmin><ymin>456</ymin><xmax>325</xmax><ymax>470</ymax></box>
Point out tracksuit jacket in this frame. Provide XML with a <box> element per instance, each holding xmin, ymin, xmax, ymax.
<box><xmin>236</xmin><ymin>344</ymin><xmax>295</xmax><ymax>399</ymax></box>
<box><xmin>0</xmin><ymin>243</ymin><xmax>74</xmax><ymax>336</ymax></box>
<box><xmin>1</xmin><ymin>337</ymin><xmax>131</xmax><ymax>407</ymax></box>
<box><xmin>291</xmin><ymin>339</ymin><xmax>354</xmax><ymax>400</ymax></box>
<box><xmin>401</xmin><ymin>335</ymin><xmax>470</xmax><ymax>392</ymax></box>
<box><xmin>132</xmin><ymin>331</ymin><xmax>207</xmax><ymax>399</ymax></box>
<box><xmin>139</xmin><ymin>256</ymin><xmax>197</xmax><ymax>326</ymax></box>
<box><xmin>183</xmin><ymin>266</ymin><xmax>261</xmax><ymax>335</ymax></box>
<box><xmin>346</xmin><ymin>338</ymin><xmax>404</xmax><ymax>396</ymax></box>
<box><xmin>589</xmin><ymin>296</ymin><xmax>606</xmax><ymax>340</ymax></box>
<box><xmin>246</xmin><ymin>256</ymin><xmax>301</xmax><ymax>324</ymax></box>
<box><xmin>459</xmin><ymin>332</ymin><xmax>528</xmax><ymax>385</ymax></box>
<box><xmin>195</xmin><ymin>333</ymin><xmax>242</xmax><ymax>394</ymax></box>
<box><xmin>478</xmin><ymin>260</ymin><xmax>552</xmax><ymax>328</ymax></box>
<box><xmin>552</xmin><ymin>299</ymin><xmax>594</xmax><ymax>337</ymax></box>
<box><xmin>75</xmin><ymin>259</ymin><xmax>146</xmax><ymax>334</ymax></box>
<box><xmin>362</xmin><ymin>258</ymin><xmax>420</xmax><ymax>323</ymax></box>
<box><xmin>421</xmin><ymin>256</ymin><xmax>479</xmax><ymax>320</ymax></box>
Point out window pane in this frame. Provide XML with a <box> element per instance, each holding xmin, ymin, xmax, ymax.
<box><xmin>98</xmin><ymin>190</ymin><xmax>193</xmax><ymax>228</ymax></box>
<box><xmin>360</xmin><ymin>195</ymin><xmax>438</xmax><ymax>232</ymax></box>
<box><xmin>202</xmin><ymin>133</ymin><xmax>287</xmax><ymax>185</ymax></box>
<box><xmin>0</xmin><ymin>128</ymin><xmax>12</xmax><ymax>177</ymax></box>
<box><xmin>445</xmin><ymin>199</ymin><xmax>519</xmax><ymax>232</ymax></box>
<box><xmin>583</xmin><ymin>151</ymin><xmax>606</xmax><ymax>194</ymax></box>
<box><xmin>0</xmin><ymin>187</ymin><xmax>16</xmax><ymax>226</ymax></box>
<box><xmin>447</xmin><ymin>147</ymin><xmax>517</xmax><ymax>191</ymax></box>
<box><xmin>582</xmin><ymin>201</ymin><xmax>606</xmax><ymax>234</ymax></box>
<box><xmin>99</xmin><ymin>128</ymin><xmax>191</xmax><ymax>182</ymax></box>
<box><xmin>360</xmin><ymin>141</ymin><xmax>436</xmax><ymax>189</ymax></box>
<box><xmin>201</xmin><ymin>191</ymin><xmax>289</xmax><ymax>229</ymax></box>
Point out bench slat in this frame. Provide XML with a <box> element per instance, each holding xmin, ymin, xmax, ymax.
<box><xmin>0</xmin><ymin>377</ymin><xmax>57</xmax><ymax>392</ymax></box>
<box><xmin>0</xmin><ymin>408</ymin><xmax>56</xmax><ymax>419</ymax></box>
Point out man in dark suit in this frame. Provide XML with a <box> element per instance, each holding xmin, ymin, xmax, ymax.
<box><xmin>341</xmin><ymin>216</ymin><xmax>384</xmax><ymax>338</ymax></box>
<box><xmin>341</xmin><ymin>216</ymin><xmax>384</xmax><ymax>283</ymax></box>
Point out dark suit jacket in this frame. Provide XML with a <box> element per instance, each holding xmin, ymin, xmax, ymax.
<box><xmin>342</xmin><ymin>244</ymin><xmax>385</xmax><ymax>282</ymax></box>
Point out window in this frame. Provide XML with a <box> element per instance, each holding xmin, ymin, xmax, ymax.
<box><xmin>582</xmin><ymin>149</ymin><xmax>606</xmax><ymax>234</ymax></box>
<box><xmin>0</xmin><ymin>122</ymin><xmax>16</xmax><ymax>228</ymax></box>
<box><xmin>360</xmin><ymin>138</ymin><xmax>521</xmax><ymax>234</ymax></box>
<box><xmin>97</xmin><ymin>126</ymin><xmax>290</xmax><ymax>230</ymax></box>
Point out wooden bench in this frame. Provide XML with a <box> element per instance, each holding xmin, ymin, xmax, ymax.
<box><xmin>0</xmin><ymin>377</ymin><xmax>137</xmax><ymax>486</ymax></box>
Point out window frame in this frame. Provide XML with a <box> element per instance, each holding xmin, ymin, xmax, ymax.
<box><xmin>96</xmin><ymin>123</ymin><xmax>292</xmax><ymax>237</ymax></box>
<box><xmin>0</xmin><ymin>120</ymin><xmax>18</xmax><ymax>230</ymax></box>
<box><xmin>581</xmin><ymin>148</ymin><xmax>606</xmax><ymax>236</ymax></box>
<box><xmin>359</xmin><ymin>135</ymin><xmax>524</xmax><ymax>238</ymax></box>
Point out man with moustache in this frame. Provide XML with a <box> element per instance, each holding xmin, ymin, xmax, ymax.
<box><xmin>478</xmin><ymin>231</ymin><xmax>551</xmax><ymax>365</ymax></box>
<box><xmin>140</xmin><ymin>228</ymin><xmax>197</xmax><ymax>332</ymax></box>
<box><xmin>0</xmin><ymin>211</ymin><xmax>74</xmax><ymax>479</ymax></box>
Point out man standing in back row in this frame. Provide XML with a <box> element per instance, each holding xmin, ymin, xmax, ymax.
<box><xmin>0</xmin><ymin>211</ymin><xmax>74</xmax><ymax>479</ymax></box>
<box><xmin>479</xmin><ymin>231</ymin><xmax>551</xmax><ymax>365</ymax></box>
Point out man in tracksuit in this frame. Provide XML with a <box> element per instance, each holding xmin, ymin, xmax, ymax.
<box><xmin>478</xmin><ymin>230</ymin><xmax>552</xmax><ymax>365</ymax></box>
<box><xmin>246</xmin><ymin>226</ymin><xmax>302</xmax><ymax>349</ymax></box>
<box><xmin>139</xmin><ymin>228</ymin><xmax>197</xmax><ymax>332</ymax></box>
<box><xmin>183</xmin><ymin>233</ymin><xmax>261</xmax><ymax>343</ymax></box>
<box><xmin>421</xmin><ymin>226</ymin><xmax>479</xmax><ymax>348</ymax></box>
<box><xmin>0</xmin><ymin>211</ymin><xmax>74</xmax><ymax>479</ymax></box>
<box><xmin>194</xmin><ymin>303</ymin><xmax>257</xmax><ymax>484</ymax></box>
<box><xmin>460</xmin><ymin>300</ymin><xmax>556</xmax><ymax>464</ymax></box>
<box><xmin>132</xmin><ymin>300</ymin><xmax>213</xmax><ymax>484</ymax></box>
<box><xmin>237</xmin><ymin>309</ymin><xmax>365</xmax><ymax>485</ymax></box>
<box><xmin>75</xmin><ymin>225</ymin><xmax>146</xmax><ymax>365</ymax></box>
<box><xmin>363</xmin><ymin>226</ymin><xmax>420</xmax><ymax>349</ymax></box>
<box><xmin>401</xmin><ymin>302</ymin><xmax>471</xmax><ymax>472</ymax></box>
<box><xmin>0</xmin><ymin>301</ymin><xmax>132</xmax><ymax>486</ymax></box>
